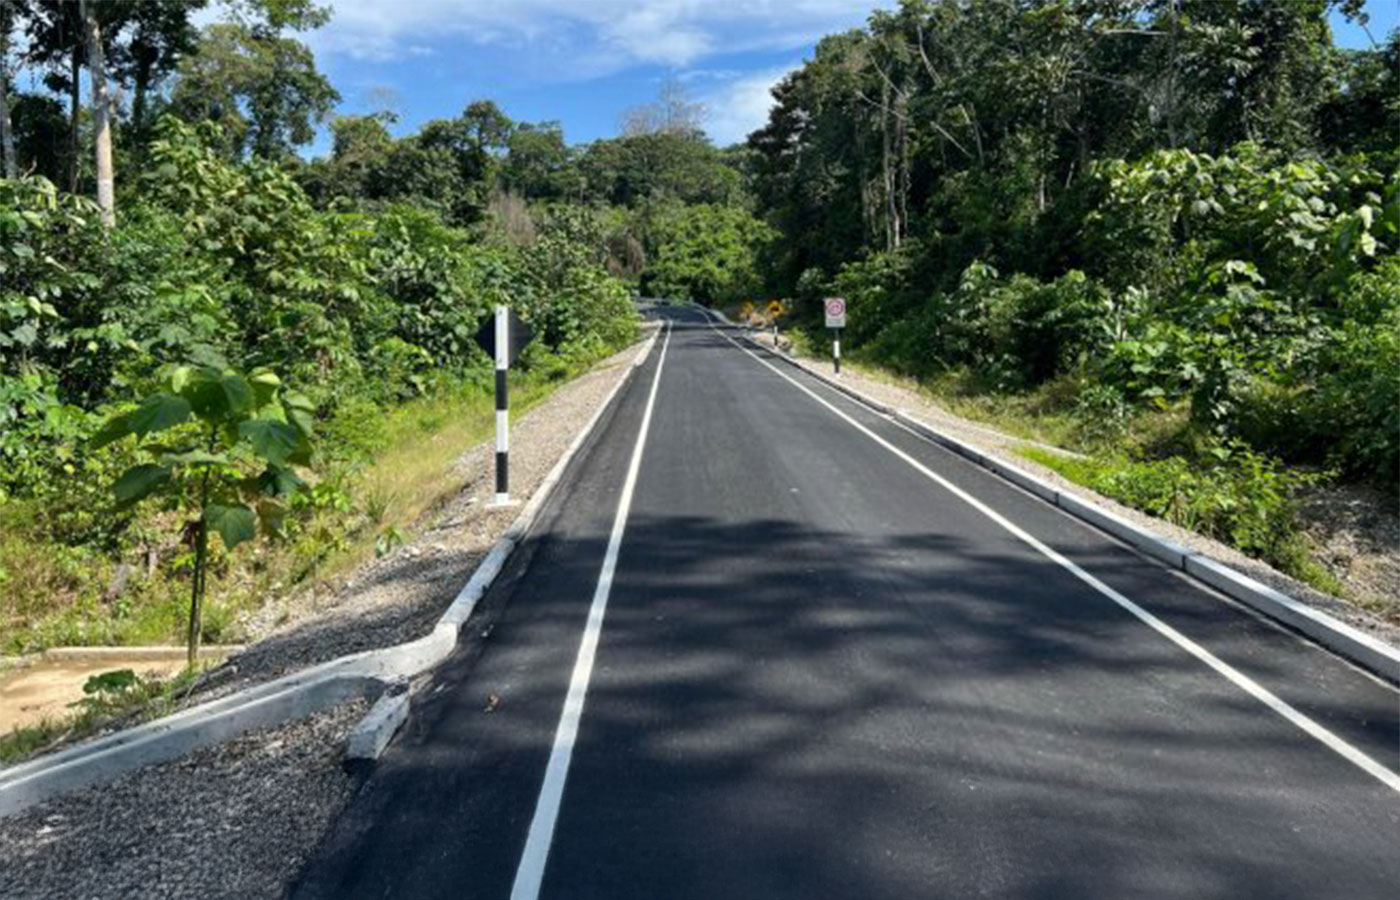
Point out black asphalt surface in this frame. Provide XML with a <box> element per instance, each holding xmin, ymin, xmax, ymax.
<box><xmin>293</xmin><ymin>307</ymin><xmax>1400</xmax><ymax>900</ymax></box>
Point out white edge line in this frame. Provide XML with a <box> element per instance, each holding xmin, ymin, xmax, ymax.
<box><xmin>705</xmin><ymin>317</ymin><xmax>1400</xmax><ymax>796</ymax></box>
<box><xmin>718</xmin><ymin>313</ymin><xmax>1400</xmax><ymax>685</ymax></box>
<box><xmin>510</xmin><ymin>321</ymin><xmax>674</xmax><ymax>900</ymax></box>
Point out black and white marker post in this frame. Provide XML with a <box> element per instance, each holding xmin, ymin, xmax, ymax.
<box><xmin>824</xmin><ymin>296</ymin><xmax>847</xmax><ymax>377</ymax></box>
<box><xmin>475</xmin><ymin>305</ymin><xmax>535</xmax><ymax>507</ymax></box>
<box><xmin>493</xmin><ymin>306</ymin><xmax>511</xmax><ymax>504</ymax></box>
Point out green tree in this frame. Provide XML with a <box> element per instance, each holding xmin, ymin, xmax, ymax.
<box><xmin>171</xmin><ymin>22</ymin><xmax>339</xmax><ymax>159</ymax></box>
<box><xmin>503</xmin><ymin>121</ymin><xmax>573</xmax><ymax>200</ymax></box>
<box><xmin>95</xmin><ymin>365</ymin><xmax>314</xmax><ymax>664</ymax></box>
<box><xmin>644</xmin><ymin>203</ymin><xmax>774</xmax><ymax>306</ymax></box>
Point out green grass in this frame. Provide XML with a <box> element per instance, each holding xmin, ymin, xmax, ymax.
<box><xmin>1020</xmin><ymin>446</ymin><xmax>1344</xmax><ymax>597</ymax></box>
<box><xmin>0</xmin><ymin>339</ymin><xmax>633</xmax><ymax>656</ymax></box>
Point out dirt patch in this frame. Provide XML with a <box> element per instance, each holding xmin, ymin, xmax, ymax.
<box><xmin>1299</xmin><ymin>482</ymin><xmax>1400</xmax><ymax>625</ymax></box>
<box><xmin>1</xmin><ymin>648</ymin><xmax>236</xmax><ymax>734</ymax></box>
<box><xmin>1</xmin><ymin>659</ymin><xmax>178</xmax><ymax>733</ymax></box>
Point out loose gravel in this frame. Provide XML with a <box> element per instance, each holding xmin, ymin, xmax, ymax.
<box><xmin>0</xmin><ymin>702</ymin><xmax>365</xmax><ymax>900</ymax></box>
<box><xmin>187</xmin><ymin>336</ymin><xmax>650</xmax><ymax>704</ymax></box>
<box><xmin>751</xmin><ymin>331</ymin><xmax>1400</xmax><ymax>648</ymax></box>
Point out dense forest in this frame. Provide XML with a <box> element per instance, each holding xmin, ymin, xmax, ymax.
<box><xmin>0</xmin><ymin>0</ymin><xmax>1396</xmax><ymax>654</ymax></box>
<box><xmin>743</xmin><ymin>0</ymin><xmax>1398</xmax><ymax>593</ymax></box>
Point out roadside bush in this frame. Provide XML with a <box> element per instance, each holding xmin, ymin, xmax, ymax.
<box><xmin>1308</xmin><ymin>313</ymin><xmax>1400</xmax><ymax>486</ymax></box>
<box><xmin>1026</xmin><ymin>443</ymin><xmax>1325</xmax><ymax>580</ymax></box>
<box><xmin>981</xmin><ymin>270</ymin><xmax>1112</xmax><ymax>386</ymax></box>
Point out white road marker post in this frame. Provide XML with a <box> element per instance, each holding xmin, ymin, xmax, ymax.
<box><xmin>824</xmin><ymin>296</ymin><xmax>847</xmax><ymax>378</ymax></box>
<box><xmin>475</xmin><ymin>305</ymin><xmax>534</xmax><ymax>509</ymax></box>
<box><xmin>494</xmin><ymin>305</ymin><xmax>511</xmax><ymax>505</ymax></box>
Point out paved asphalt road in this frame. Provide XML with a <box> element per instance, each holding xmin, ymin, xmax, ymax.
<box><xmin>293</xmin><ymin>307</ymin><xmax>1400</xmax><ymax>899</ymax></box>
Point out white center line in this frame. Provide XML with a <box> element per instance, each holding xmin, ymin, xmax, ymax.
<box><xmin>706</xmin><ymin>316</ymin><xmax>1400</xmax><ymax>796</ymax></box>
<box><xmin>509</xmin><ymin>320</ymin><xmax>673</xmax><ymax>900</ymax></box>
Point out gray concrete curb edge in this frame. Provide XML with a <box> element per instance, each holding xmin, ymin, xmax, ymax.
<box><xmin>0</xmin><ymin>324</ymin><xmax>664</xmax><ymax>819</ymax></box>
<box><xmin>703</xmin><ymin>306</ymin><xmax>1400</xmax><ymax>685</ymax></box>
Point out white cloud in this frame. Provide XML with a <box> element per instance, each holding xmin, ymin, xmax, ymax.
<box><xmin>281</xmin><ymin>0</ymin><xmax>880</xmax><ymax>68</ymax></box>
<box><xmin>702</xmin><ymin>65</ymin><xmax>795</xmax><ymax>146</ymax></box>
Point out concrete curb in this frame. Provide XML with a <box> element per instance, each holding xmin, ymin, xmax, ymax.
<box><xmin>0</xmin><ymin>326</ymin><xmax>663</xmax><ymax>819</ymax></box>
<box><xmin>346</xmin><ymin>680</ymin><xmax>410</xmax><ymax>762</ymax></box>
<box><xmin>703</xmin><ymin>308</ymin><xmax>1400</xmax><ymax>685</ymax></box>
<box><xmin>42</xmin><ymin>646</ymin><xmax>243</xmax><ymax>663</ymax></box>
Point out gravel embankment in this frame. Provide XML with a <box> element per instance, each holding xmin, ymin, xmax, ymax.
<box><xmin>749</xmin><ymin>329</ymin><xmax>1400</xmax><ymax>648</ymax></box>
<box><xmin>0</xmin><ymin>702</ymin><xmax>366</xmax><ymax>900</ymax></box>
<box><xmin>189</xmin><ymin>335</ymin><xmax>651</xmax><ymax>704</ymax></box>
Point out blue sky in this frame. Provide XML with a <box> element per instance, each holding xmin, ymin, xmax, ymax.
<box><xmin>277</xmin><ymin>0</ymin><xmax>1397</xmax><ymax>155</ymax></box>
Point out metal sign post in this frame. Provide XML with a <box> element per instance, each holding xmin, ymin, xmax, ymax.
<box><xmin>824</xmin><ymin>297</ymin><xmax>847</xmax><ymax>377</ymax></box>
<box><xmin>475</xmin><ymin>306</ymin><xmax>535</xmax><ymax>506</ymax></box>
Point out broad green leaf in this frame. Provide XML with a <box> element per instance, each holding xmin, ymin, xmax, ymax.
<box><xmin>91</xmin><ymin>410</ymin><xmax>135</xmax><ymax>449</ymax></box>
<box><xmin>161</xmin><ymin>450</ymin><xmax>229</xmax><ymax>467</ymax></box>
<box><xmin>169</xmin><ymin>365</ymin><xmax>195</xmax><ymax>394</ymax></box>
<box><xmin>249</xmin><ymin>370</ymin><xmax>281</xmax><ymax>408</ymax></box>
<box><xmin>127</xmin><ymin>393</ymin><xmax>193</xmax><ymax>439</ymax></box>
<box><xmin>255</xmin><ymin>498</ymin><xmax>288</xmax><ymax>537</ymax></box>
<box><xmin>238</xmin><ymin>419</ymin><xmax>303</xmax><ymax>465</ymax></box>
<box><xmin>219</xmin><ymin>374</ymin><xmax>254</xmax><ymax>415</ymax></box>
<box><xmin>281</xmin><ymin>391</ymin><xmax>316</xmax><ymax>437</ymax></box>
<box><xmin>257</xmin><ymin>465</ymin><xmax>306</xmax><ymax>498</ymax></box>
<box><xmin>181</xmin><ymin>373</ymin><xmax>227</xmax><ymax>418</ymax></box>
<box><xmin>205</xmin><ymin>504</ymin><xmax>257</xmax><ymax>550</ymax></box>
<box><xmin>113</xmin><ymin>464</ymin><xmax>171</xmax><ymax>506</ymax></box>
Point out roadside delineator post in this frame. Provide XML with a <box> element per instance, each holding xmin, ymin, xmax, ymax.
<box><xmin>494</xmin><ymin>307</ymin><xmax>510</xmax><ymax>504</ymax></box>
<box><xmin>475</xmin><ymin>305</ymin><xmax>534</xmax><ymax>507</ymax></box>
<box><xmin>824</xmin><ymin>297</ymin><xmax>846</xmax><ymax>377</ymax></box>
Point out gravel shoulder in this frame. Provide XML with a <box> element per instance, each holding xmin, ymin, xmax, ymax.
<box><xmin>0</xmin><ymin>701</ymin><xmax>366</xmax><ymax>900</ymax></box>
<box><xmin>750</xmin><ymin>331</ymin><xmax>1400</xmax><ymax>649</ymax></box>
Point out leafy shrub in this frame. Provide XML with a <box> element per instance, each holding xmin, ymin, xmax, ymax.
<box><xmin>94</xmin><ymin>365</ymin><xmax>315</xmax><ymax>662</ymax></box>
<box><xmin>1308</xmin><ymin>312</ymin><xmax>1400</xmax><ymax>486</ymax></box>
<box><xmin>1025</xmin><ymin>443</ymin><xmax>1325</xmax><ymax>580</ymax></box>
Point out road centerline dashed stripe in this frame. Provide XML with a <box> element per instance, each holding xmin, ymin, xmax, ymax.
<box><xmin>705</xmin><ymin>317</ymin><xmax>1400</xmax><ymax>796</ymax></box>
<box><xmin>509</xmin><ymin>320</ymin><xmax>673</xmax><ymax>900</ymax></box>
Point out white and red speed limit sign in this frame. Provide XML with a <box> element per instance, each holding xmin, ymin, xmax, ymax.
<box><xmin>824</xmin><ymin>297</ymin><xmax>847</xmax><ymax>329</ymax></box>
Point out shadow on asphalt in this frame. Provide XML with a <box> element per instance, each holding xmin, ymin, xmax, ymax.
<box><xmin>293</xmin><ymin>507</ymin><xmax>1400</xmax><ymax>900</ymax></box>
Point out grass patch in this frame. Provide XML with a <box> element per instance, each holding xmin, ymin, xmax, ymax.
<box><xmin>1020</xmin><ymin>446</ymin><xmax>1343</xmax><ymax>595</ymax></box>
<box><xmin>0</xmin><ymin>339</ymin><xmax>633</xmax><ymax>656</ymax></box>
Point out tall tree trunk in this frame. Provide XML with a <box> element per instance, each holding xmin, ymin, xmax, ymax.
<box><xmin>879</xmin><ymin>80</ymin><xmax>904</xmax><ymax>252</ymax></box>
<box><xmin>879</xmin><ymin>80</ymin><xmax>890</xmax><ymax>251</ymax></box>
<box><xmin>132</xmin><ymin>58</ymin><xmax>151</xmax><ymax>137</ymax></box>
<box><xmin>895</xmin><ymin>87</ymin><xmax>909</xmax><ymax>250</ymax></box>
<box><xmin>68</xmin><ymin>51</ymin><xmax>80</xmax><ymax>193</ymax></box>
<box><xmin>81</xmin><ymin>0</ymin><xmax>114</xmax><ymax>226</ymax></box>
<box><xmin>0</xmin><ymin>7</ymin><xmax>16</xmax><ymax>180</ymax></box>
<box><xmin>1166</xmin><ymin>0</ymin><xmax>1180</xmax><ymax>149</ymax></box>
